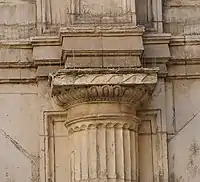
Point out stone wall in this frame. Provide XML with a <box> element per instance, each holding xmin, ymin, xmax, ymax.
<box><xmin>0</xmin><ymin>0</ymin><xmax>200</xmax><ymax>182</ymax></box>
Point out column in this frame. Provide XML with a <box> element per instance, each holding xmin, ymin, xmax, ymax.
<box><xmin>66</xmin><ymin>101</ymin><xmax>140</xmax><ymax>182</ymax></box>
<box><xmin>50</xmin><ymin>68</ymin><xmax>158</xmax><ymax>182</ymax></box>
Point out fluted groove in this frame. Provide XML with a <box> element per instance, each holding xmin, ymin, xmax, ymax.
<box><xmin>106</xmin><ymin>126</ymin><xmax>116</xmax><ymax>179</ymax></box>
<box><xmin>130</xmin><ymin>131</ymin><xmax>137</xmax><ymax>181</ymax></box>
<box><xmin>88</xmin><ymin>127</ymin><xmax>97</xmax><ymax>179</ymax></box>
<box><xmin>123</xmin><ymin>129</ymin><xmax>132</xmax><ymax>180</ymax></box>
<box><xmin>115</xmin><ymin>127</ymin><xmax>125</xmax><ymax>179</ymax></box>
<box><xmin>70</xmin><ymin>145</ymin><xmax>75</xmax><ymax>182</ymax></box>
<box><xmin>135</xmin><ymin>133</ymin><xmax>139</xmax><ymax>181</ymax></box>
<box><xmin>74</xmin><ymin>131</ymin><xmax>81</xmax><ymax>181</ymax></box>
<box><xmin>80</xmin><ymin>129</ymin><xmax>89</xmax><ymax>180</ymax></box>
<box><xmin>97</xmin><ymin>125</ymin><xmax>107</xmax><ymax>178</ymax></box>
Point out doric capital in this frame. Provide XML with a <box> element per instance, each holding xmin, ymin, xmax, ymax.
<box><xmin>50</xmin><ymin>68</ymin><xmax>158</xmax><ymax>108</ymax></box>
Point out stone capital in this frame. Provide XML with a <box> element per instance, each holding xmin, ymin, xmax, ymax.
<box><xmin>49</xmin><ymin>68</ymin><xmax>158</xmax><ymax>182</ymax></box>
<box><xmin>50</xmin><ymin>68</ymin><xmax>158</xmax><ymax>109</ymax></box>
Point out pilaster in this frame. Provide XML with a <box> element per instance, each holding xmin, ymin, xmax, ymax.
<box><xmin>50</xmin><ymin>68</ymin><xmax>158</xmax><ymax>182</ymax></box>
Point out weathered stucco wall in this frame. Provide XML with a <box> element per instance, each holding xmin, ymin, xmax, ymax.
<box><xmin>0</xmin><ymin>0</ymin><xmax>200</xmax><ymax>181</ymax></box>
<box><xmin>0</xmin><ymin>0</ymin><xmax>36</xmax><ymax>39</ymax></box>
<box><xmin>0</xmin><ymin>84</ymin><xmax>40</xmax><ymax>180</ymax></box>
<box><xmin>167</xmin><ymin>79</ymin><xmax>200</xmax><ymax>182</ymax></box>
<box><xmin>163</xmin><ymin>0</ymin><xmax>200</xmax><ymax>35</ymax></box>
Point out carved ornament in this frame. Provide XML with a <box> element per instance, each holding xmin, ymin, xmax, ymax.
<box><xmin>52</xmin><ymin>85</ymin><xmax>150</xmax><ymax>108</ymax></box>
<box><xmin>50</xmin><ymin>68</ymin><xmax>158</xmax><ymax>108</ymax></box>
<box><xmin>66</xmin><ymin>113</ymin><xmax>141</xmax><ymax>135</ymax></box>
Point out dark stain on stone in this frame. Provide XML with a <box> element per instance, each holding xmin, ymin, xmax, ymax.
<box><xmin>189</xmin><ymin>140</ymin><xmax>200</xmax><ymax>157</ymax></box>
<box><xmin>169</xmin><ymin>155</ymin><xmax>176</xmax><ymax>182</ymax></box>
<box><xmin>187</xmin><ymin>139</ymin><xmax>200</xmax><ymax>178</ymax></box>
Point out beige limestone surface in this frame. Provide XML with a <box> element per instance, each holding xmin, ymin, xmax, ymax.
<box><xmin>0</xmin><ymin>0</ymin><xmax>200</xmax><ymax>181</ymax></box>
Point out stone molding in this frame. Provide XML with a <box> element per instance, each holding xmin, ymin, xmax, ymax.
<box><xmin>50</xmin><ymin>68</ymin><xmax>158</xmax><ymax>108</ymax></box>
<box><xmin>169</xmin><ymin>35</ymin><xmax>200</xmax><ymax>68</ymax></box>
<box><xmin>66</xmin><ymin>114</ymin><xmax>141</xmax><ymax>134</ymax></box>
<box><xmin>143</xmin><ymin>33</ymin><xmax>171</xmax><ymax>44</ymax></box>
<box><xmin>10</xmin><ymin>32</ymin><xmax>200</xmax><ymax>80</ymax></box>
<box><xmin>40</xmin><ymin>109</ymin><xmax>169</xmax><ymax>182</ymax></box>
<box><xmin>59</xmin><ymin>25</ymin><xmax>144</xmax><ymax>36</ymax></box>
<box><xmin>170</xmin><ymin>35</ymin><xmax>200</xmax><ymax>46</ymax></box>
<box><xmin>0</xmin><ymin>39</ymin><xmax>32</xmax><ymax>49</ymax></box>
<box><xmin>40</xmin><ymin>111</ymin><xmax>68</xmax><ymax>182</ymax></box>
<box><xmin>0</xmin><ymin>31</ymin><xmax>175</xmax><ymax>68</ymax></box>
<box><xmin>60</xmin><ymin>25</ymin><xmax>145</xmax><ymax>62</ymax></box>
<box><xmin>31</xmin><ymin>36</ymin><xmax>61</xmax><ymax>46</ymax></box>
<box><xmin>51</xmin><ymin>68</ymin><xmax>158</xmax><ymax>86</ymax></box>
<box><xmin>142</xmin><ymin>33</ymin><xmax>171</xmax><ymax>77</ymax></box>
<box><xmin>138</xmin><ymin>110</ymin><xmax>169</xmax><ymax>181</ymax></box>
<box><xmin>53</xmin><ymin>85</ymin><xmax>150</xmax><ymax>108</ymax></box>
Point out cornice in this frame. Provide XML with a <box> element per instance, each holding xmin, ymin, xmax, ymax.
<box><xmin>0</xmin><ymin>39</ymin><xmax>32</xmax><ymax>49</ymax></box>
<box><xmin>30</xmin><ymin>36</ymin><xmax>60</xmax><ymax>46</ymax></box>
<box><xmin>50</xmin><ymin>68</ymin><xmax>158</xmax><ymax>108</ymax></box>
<box><xmin>59</xmin><ymin>25</ymin><xmax>145</xmax><ymax>39</ymax></box>
<box><xmin>62</xmin><ymin>50</ymin><xmax>144</xmax><ymax>57</ymax></box>
<box><xmin>51</xmin><ymin>67</ymin><xmax>159</xmax><ymax>76</ymax></box>
<box><xmin>50</xmin><ymin>68</ymin><xmax>158</xmax><ymax>91</ymax></box>
<box><xmin>166</xmin><ymin>75</ymin><xmax>200</xmax><ymax>80</ymax></box>
<box><xmin>9</xmin><ymin>30</ymin><xmax>200</xmax><ymax>71</ymax></box>
<box><xmin>170</xmin><ymin>35</ymin><xmax>200</xmax><ymax>46</ymax></box>
<box><xmin>0</xmin><ymin>78</ymin><xmax>37</xmax><ymax>84</ymax></box>
<box><xmin>33</xmin><ymin>59</ymin><xmax>64</xmax><ymax>66</ymax></box>
<box><xmin>169</xmin><ymin>59</ymin><xmax>200</xmax><ymax>65</ymax></box>
<box><xmin>0</xmin><ymin>62</ymin><xmax>35</xmax><ymax>68</ymax></box>
<box><xmin>143</xmin><ymin>33</ymin><xmax>171</xmax><ymax>44</ymax></box>
<box><xmin>184</xmin><ymin>35</ymin><xmax>200</xmax><ymax>45</ymax></box>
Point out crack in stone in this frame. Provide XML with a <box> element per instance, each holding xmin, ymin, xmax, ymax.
<box><xmin>0</xmin><ymin>128</ymin><xmax>40</xmax><ymax>181</ymax></box>
<box><xmin>169</xmin><ymin>109</ymin><xmax>200</xmax><ymax>142</ymax></box>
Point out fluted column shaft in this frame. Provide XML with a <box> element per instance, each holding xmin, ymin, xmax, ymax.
<box><xmin>65</xmin><ymin>102</ymin><xmax>140</xmax><ymax>182</ymax></box>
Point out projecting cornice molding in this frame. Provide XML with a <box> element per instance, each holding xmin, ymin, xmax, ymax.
<box><xmin>50</xmin><ymin>68</ymin><xmax>158</xmax><ymax>87</ymax></box>
<box><xmin>5</xmin><ymin>29</ymin><xmax>200</xmax><ymax>80</ymax></box>
<box><xmin>142</xmin><ymin>33</ymin><xmax>171</xmax><ymax>77</ymax></box>
<box><xmin>169</xmin><ymin>35</ymin><xmax>200</xmax><ymax>66</ymax></box>
<box><xmin>50</xmin><ymin>68</ymin><xmax>158</xmax><ymax>108</ymax></box>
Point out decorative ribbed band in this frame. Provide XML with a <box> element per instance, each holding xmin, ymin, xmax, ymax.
<box><xmin>66</xmin><ymin>114</ymin><xmax>140</xmax><ymax>133</ymax></box>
